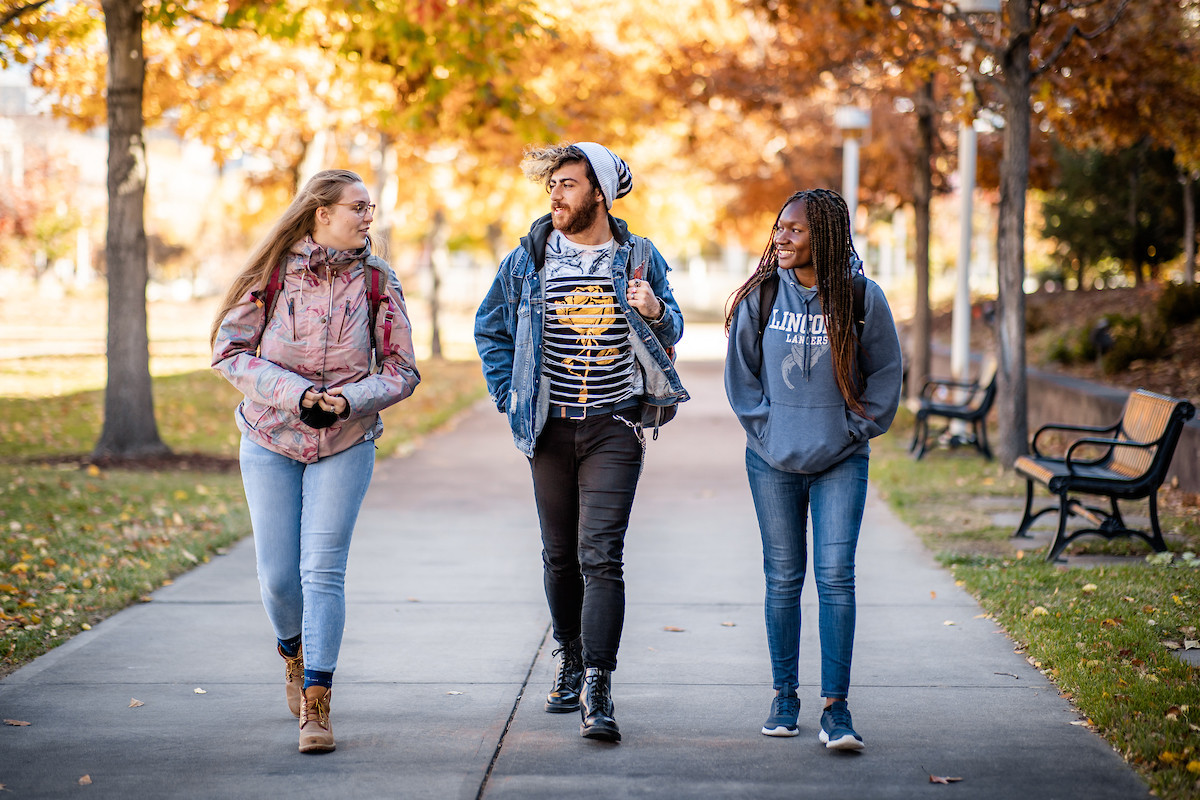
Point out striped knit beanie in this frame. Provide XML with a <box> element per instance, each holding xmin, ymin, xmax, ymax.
<box><xmin>574</xmin><ymin>142</ymin><xmax>633</xmax><ymax>209</ymax></box>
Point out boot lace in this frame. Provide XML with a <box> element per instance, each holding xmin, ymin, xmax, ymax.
<box><xmin>301</xmin><ymin>691</ymin><xmax>331</xmax><ymax>730</ymax></box>
<box><xmin>585</xmin><ymin>671</ymin><xmax>611</xmax><ymax>709</ymax></box>
<box><xmin>283</xmin><ymin>652</ymin><xmax>304</xmax><ymax>683</ymax></box>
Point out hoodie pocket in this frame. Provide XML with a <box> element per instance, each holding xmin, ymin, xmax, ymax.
<box><xmin>759</xmin><ymin>401</ymin><xmax>854</xmax><ymax>473</ymax></box>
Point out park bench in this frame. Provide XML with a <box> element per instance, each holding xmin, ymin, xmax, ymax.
<box><xmin>909</xmin><ymin>357</ymin><xmax>998</xmax><ymax>460</ymax></box>
<box><xmin>1012</xmin><ymin>389</ymin><xmax>1196</xmax><ymax>562</ymax></box>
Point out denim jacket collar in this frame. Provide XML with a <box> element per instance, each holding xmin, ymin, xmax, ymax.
<box><xmin>517</xmin><ymin>213</ymin><xmax>632</xmax><ymax>275</ymax></box>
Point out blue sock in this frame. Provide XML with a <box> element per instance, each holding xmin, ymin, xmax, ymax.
<box><xmin>277</xmin><ymin>634</ymin><xmax>302</xmax><ymax>658</ymax></box>
<box><xmin>303</xmin><ymin>669</ymin><xmax>333</xmax><ymax>691</ymax></box>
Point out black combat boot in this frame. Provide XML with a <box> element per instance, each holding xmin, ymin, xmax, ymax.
<box><xmin>544</xmin><ymin>638</ymin><xmax>584</xmax><ymax>713</ymax></box>
<box><xmin>579</xmin><ymin>666</ymin><xmax>620</xmax><ymax>742</ymax></box>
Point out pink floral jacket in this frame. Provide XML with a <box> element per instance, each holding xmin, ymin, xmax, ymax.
<box><xmin>212</xmin><ymin>238</ymin><xmax>420</xmax><ymax>464</ymax></box>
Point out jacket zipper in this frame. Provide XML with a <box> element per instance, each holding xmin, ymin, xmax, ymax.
<box><xmin>337</xmin><ymin>300</ymin><xmax>350</xmax><ymax>342</ymax></box>
<box><xmin>288</xmin><ymin>298</ymin><xmax>296</xmax><ymax>341</ymax></box>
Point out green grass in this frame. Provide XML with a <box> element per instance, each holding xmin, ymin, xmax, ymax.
<box><xmin>0</xmin><ymin>358</ymin><xmax>486</xmax><ymax>677</ymax></box>
<box><xmin>0</xmin><ymin>359</ymin><xmax>486</xmax><ymax>461</ymax></box>
<box><xmin>870</xmin><ymin>411</ymin><xmax>1200</xmax><ymax>798</ymax></box>
<box><xmin>0</xmin><ymin>465</ymin><xmax>250</xmax><ymax>676</ymax></box>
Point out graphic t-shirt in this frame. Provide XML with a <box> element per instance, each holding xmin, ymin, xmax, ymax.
<box><xmin>542</xmin><ymin>230</ymin><xmax>641</xmax><ymax>409</ymax></box>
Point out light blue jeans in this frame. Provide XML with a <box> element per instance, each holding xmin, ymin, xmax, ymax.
<box><xmin>239</xmin><ymin>437</ymin><xmax>375</xmax><ymax>674</ymax></box>
<box><xmin>745</xmin><ymin>448</ymin><xmax>868</xmax><ymax>698</ymax></box>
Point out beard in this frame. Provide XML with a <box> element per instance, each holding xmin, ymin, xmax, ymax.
<box><xmin>553</xmin><ymin>193</ymin><xmax>603</xmax><ymax>235</ymax></box>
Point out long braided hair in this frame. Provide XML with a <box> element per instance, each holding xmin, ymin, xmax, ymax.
<box><xmin>725</xmin><ymin>188</ymin><xmax>867</xmax><ymax>417</ymax></box>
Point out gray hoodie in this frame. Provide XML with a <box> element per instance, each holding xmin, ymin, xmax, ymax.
<box><xmin>725</xmin><ymin>269</ymin><xmax>903</xmax><ymax>474</ymax></box>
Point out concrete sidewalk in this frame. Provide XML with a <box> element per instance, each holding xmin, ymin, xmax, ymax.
<box><xmin>0</xmin><ymin>362</ymin><xmax>1149</xmax><ymax>799</ymax></box>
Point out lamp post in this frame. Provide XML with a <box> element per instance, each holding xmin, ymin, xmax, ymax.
<box><xmin>947</xmin><ymin>0</ymin><xmax>998</xmax><ymax>443</ymax></box>
<box><xmin>834</xmin><ymin>106</ymin><xmax>871</xmax><ymax>259</ymax></box>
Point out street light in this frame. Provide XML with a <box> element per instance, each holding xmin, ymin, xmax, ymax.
<box><xmin>947</xmin><ymin>0</ymin><xmax>998</xmax><ymax>443</ymax></box>
<box><xmin>834</xmin><ymin>106</ymin><xmax>871</xmax><ymax>259</ymax></box>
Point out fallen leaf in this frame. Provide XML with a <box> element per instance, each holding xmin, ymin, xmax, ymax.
<box><xmin>1123</xmin><ymin>596</ymin><xmax>1135</xmax><ymax>603</ymax></box>
<box><xmin>161</xmin><ymin>580</ymin><xmax>173</xmax><ymax>587</ymax></box>
<box><xmin>994</xmin><ymin>672</ymin><xmax>1019</xmax><ymax>679</ymax></box>
<box><xmin>193</xmin><ymin>688</ymin><xmax>206</xmax><ymax>694</ymax></box>
<box><xmin>1165</xmin><ymin>705</ymin><xmax>1181</xmax><ymax>719</ymax></box>
<box><xmin>1031</xmin><ymin>606</ymin><xmax>1049</xmax><ymax>616</ymax></box>
<box><xmin>1184</xmin><ymin>640</ymin><xmax>1199</xmax><ymax>650</ymax></box>
<box><xmin>446</xmin><ymin>691</ymin><xmax>463</xmax><ymax>695</ymax></box>
<box><xmin>406</xmin><ymin>597</ymin><xmax>420</xmax><ymax>602</ymax></box>
<box><xmin>955</xmin><ymin>580</ymin><xmax>965</xmax><ymax>587</ymax></box>
<box><xmin>930</xmin><ymin>591</ymin><xmax>937</xmax><ymax>599</ymax></box>
<box><xmin>720</xmin><ymin>622</ymin><xmax>736</xmax><ymax>627</ymax></box>
<box><xmin>129</xmin><ymin>699</ymin><xmax>144</xmax><ymax>708</ymax></box>
<box><xmin>1016</xmin><ymin>550</ymin><xmax>1025</xmax><ymax>560</ymax></box>
<box><xmin>1162</xmin><ymin>640</ymin><xmax>1183</xmax><ymax>650</ymax></box>
<box><xmin>3</xmin><ymin>719</ymin><xmax>31</xmax><ymax>726</ymax></box>
<box><xmin>663</xmin><ymin>626</ymin><xmax>686</xmax><ymax>632</ymax></box>
<box><xmin>1070</xmin><ymin>720</ymin><xmax>1088</xmax><ymax>726</ymax></box>
<box><xmin>973</xmin><ymin>613</ymin><xmax>987</xmax><ymax>619</ymax></box>
<box><xmin>78</xmin><ymin>775</ymin><xmax>91</xmax><ymax>785</ymax></box>
<box><xmin>943</xmin><ymin>620</ymin><xmax>955</xmax><ymax>626</ymax></box>
<box><xmin>1082</xmin><ymin>584</ymin><xmax>1098</xmax><ymax>593</ymax></box>
<box><xmin>1187</xmin><ymin>760</ymin><xmax>1200</xmax><ymax>774</ymax></box>
<box><xmin>929</xmin><ymin>775</ymin><xmax>963</xmax><ymax>784</ymax></box>
<box><xmin>180</xmin><ymin>550</ymin><xmax>198</xmax><ymax>563</ymax></box>
<box><xmin>86</xmin><ymin>465</ymin><xmax>100</xmax><ymax>477</ymax></box>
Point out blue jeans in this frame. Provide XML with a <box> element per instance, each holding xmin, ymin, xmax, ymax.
<box><xmin>745</xmin><ymin>448</ymin><xmax>868</xmax><ymax>698</ymax></box>
<box><xmin>239</xmin><ymin>437</ymin><xmax>375</xmax><ymax>675</ymax></box>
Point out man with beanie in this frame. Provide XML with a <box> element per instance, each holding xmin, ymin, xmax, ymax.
<box><xmin>475</xmin><ymin>143</ymin><xmax>688</xmax><ymax>743</ymax></box>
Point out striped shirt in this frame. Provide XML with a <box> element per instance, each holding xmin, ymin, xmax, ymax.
<box><xmin>542</xmin><ymin>230</ymin><xmax>641</xmax><ymax>409</ymax></box>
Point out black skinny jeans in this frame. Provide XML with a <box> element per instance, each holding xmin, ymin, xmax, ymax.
<box><xmin>529</xmin><ymin>412</ymin><xmax>644</xmax><ymax>671</ymax></box>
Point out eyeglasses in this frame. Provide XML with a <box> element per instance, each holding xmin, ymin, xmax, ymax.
<box><xmin>331</xmin><ymin>202</ymin><xmax>376</xmax><ymax>217</ymax></box>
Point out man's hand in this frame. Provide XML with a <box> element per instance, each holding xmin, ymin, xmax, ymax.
<box><xmin>626</xmin><ymin>278</ymin><xmax>662</xmax><ymax>320</ymax></box>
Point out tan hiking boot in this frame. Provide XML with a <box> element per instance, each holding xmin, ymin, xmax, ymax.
<box><xmin>299</xmin><ymin>686</ymin><xmax>335</xmax><ymax>753</ymax></box>
<box><xmin>278</xmin><ymin>644</ymin><xmax>304</xmax><ymax>718</ymax></box>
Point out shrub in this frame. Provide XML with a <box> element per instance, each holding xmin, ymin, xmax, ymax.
<box><xmin>1100</xmin><ymin>312</ymin><xmax>1168</xmax><ymax>374</ymax></box>
<box><xmin>1156</xmin><ymin>282</ymin><xmax>1200</xmax><ymax>326</ymax></box>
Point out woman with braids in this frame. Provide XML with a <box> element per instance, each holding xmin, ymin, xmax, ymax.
<box><xmin>724</xmin><ymin>188</ymin><xmax>902</xmax><ymax>749</ymax></box>
<box><xmin>212</xmin><ymin>169</ymin><xmax>419</xmax><ymax>753</ymax></box>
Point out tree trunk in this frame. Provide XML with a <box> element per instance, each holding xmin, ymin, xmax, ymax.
<box><xmin>1128</xmin><ymin>160</ymin><xmax>1142</xmax><ymax>286</ymax></box>
<box><xmin>1184</xmin><ymin>171</ymin><xmax>1196</xmax><ymax>285</ymax></box>
<box><xmin>909</xmin><ymin>79</ymin><xmax>935</xmax><ymax>400</ymax></box>
<box><xmin>427</xmin><ymin>208</ymin><xmax>447</xmax><ymax>359</ymax></box>
<box><xmin>994</xmin><ymin>3</ymin><xmax>1032</xmax><ymax>467</ymax></box>
<box><xmin>93</xmin><ymin>0</ymin><xmax>168</xmax><ymax>459</ymax></box>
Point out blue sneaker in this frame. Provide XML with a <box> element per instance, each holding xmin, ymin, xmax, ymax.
<box><xmin>819</xmin><ymin>700</ymin><xmax>865</xmax><ymax>750</ymax></box>
<box><xmin>761</xmin><ymin>689</ymin><xmax>800</xmax><ymax>737</ymax></box>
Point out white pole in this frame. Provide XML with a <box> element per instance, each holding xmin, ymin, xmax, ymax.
<box><xmin>950</xmin><ymin>119</ymin><xmax>977</xmax><ymax>437</ymax></box>
<box><xmin>843</xmin><ymin>134</ymin><xmax>861</xmax><ymax>256</ymax></box>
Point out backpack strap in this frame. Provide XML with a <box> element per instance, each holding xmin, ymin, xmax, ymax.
<box><xmin>364</xmin><ymin>256</ymin><xmax>392</xmax><ymax>370</ymax></box>
<box><xmin>250</xmin><ymin>258</ymin><xmax>287</xmax><ymax>348</ymax></box>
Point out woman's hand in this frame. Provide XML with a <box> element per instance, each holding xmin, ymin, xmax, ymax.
<box><xmin>626</xmin><ymin>278</ymin><xmax>663</xmax><ymax>320</ymax></box>
<box><xmin>318</xmin><ymin>387</ymin><xmax>349</xmax><ymax>416</ymax></box>
<box><xmin>301</xmin><ymin>389</ymin><xmax>323</xmax><ymax>409</ymax></box>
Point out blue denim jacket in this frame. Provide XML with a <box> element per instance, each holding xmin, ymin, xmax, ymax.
<box><xmin>474</xmin><ymin>213</ymin><xmax>689</xmax><ymax>456</ymax></box>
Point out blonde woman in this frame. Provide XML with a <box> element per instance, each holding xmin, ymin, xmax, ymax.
<box><xmin>211</xmin><ymin>169</ymin><xmax>419</xmax><ymax>753</ymax></box>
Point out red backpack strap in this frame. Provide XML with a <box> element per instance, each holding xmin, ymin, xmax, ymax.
<box><xmin>250</xmin><ymin>259</ymin><xmax>287</xmax><ymax>341</ymax></box>
<box><xmin>365</xmin><ymin>262</ymin><xmax>391</xmax><ymax>365</ymax></box>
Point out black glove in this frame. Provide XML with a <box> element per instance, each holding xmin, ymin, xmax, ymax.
<box><xmin>299</xmin><ymin>403</ymin><xmax>339</xmax><ymax>429</ymax></box>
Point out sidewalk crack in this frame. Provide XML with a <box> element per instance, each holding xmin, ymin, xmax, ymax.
<box><xmin>475</xmin><ymin>622</ymin><xmax>550</xmax><ymax>800</ymax></box>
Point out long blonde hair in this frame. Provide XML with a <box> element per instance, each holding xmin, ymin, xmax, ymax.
<box><xmin>210</xmin><ymin>169</ymin><xmax>366</xmax><ymax>346</ymax></box>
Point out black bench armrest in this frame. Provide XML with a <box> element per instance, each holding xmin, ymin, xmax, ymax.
<box><xmin>1064</xmin><ymin>435</ymin><xmax>1157</xmax><ymax>476</ymax></box>
<box><xmin>1030</xmin><ymin>421</ymin><xmax>1120</xmax><ymax>458</ymax></box>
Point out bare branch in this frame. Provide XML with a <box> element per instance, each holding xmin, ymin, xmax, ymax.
<box><xmin>1032</xmin><ymin>0</ymin><xmax>1131</xmax><ymax>76</ymax></box>
<box><xmin>887</xmin><ymin>0</ymin><xmax>998</xmax><ymax>57</ymax></box>
<box><xmin>0</xmin><ymin>0</ymin><xmax>52</xmax><ymax>29</ymax></box>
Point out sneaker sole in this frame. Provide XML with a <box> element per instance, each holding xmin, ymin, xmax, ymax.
<box><xmin>819</xmin><ymin>730</ymin><xmax>865</xmax><ymax>751</ymax></box>
<box><xmin>761</xmin><ymin>725</ymin><xmax>799</xmax><ymax>737</ymax></box>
